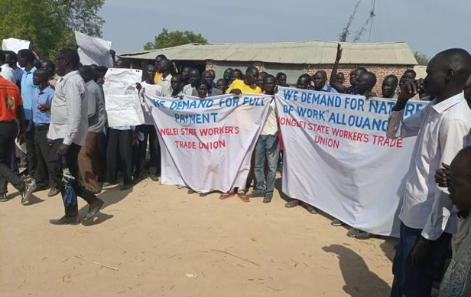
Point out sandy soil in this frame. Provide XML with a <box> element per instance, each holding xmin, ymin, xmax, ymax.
<box><xmin>0</xmin><ymin>177</ymin><xmax>396</xmax><ymax>297</ymax></box>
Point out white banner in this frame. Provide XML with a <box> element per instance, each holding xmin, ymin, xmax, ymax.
<box><xmin>144</xmin><ymin>94</ymin><xmax>271</xmax><ymax>193</ymax></box>
<box><xmin>276</xmin><ymin>87</ymin><xmax>426</xmax><ymax>237</ymax></box>
<box><xmin>103</xmin><ymin>68</ymin><xmax>144</xmax><ymax>127</ymax></box>
<box><xmin>75</xmin><ymin>31</ymin><xmax>113</xmax><ymax>67</ymax></box>
<box><xmin>2</xmin><ymin>38</ymin><xmax>30</xmax><ymax>53</ymax></box>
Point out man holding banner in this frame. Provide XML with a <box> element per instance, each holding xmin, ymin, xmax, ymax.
<box><xmin>387</xmin><ymin>49</ymin><xmax>471</xmax><ymax>297</ymax></box>
<box><xmin>222</xmin><ymin>66</ymin><xmax>263</xmax><ymax>201</ymax></box>
<box><xmin>247</xmin><ymin>74</ymin><xmax>278</xmax><ymax>203</ymax></box>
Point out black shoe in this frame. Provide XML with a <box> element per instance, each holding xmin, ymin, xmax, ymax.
<box><xmin>305</xmin><ymin>204</ymin><xmax>318</xmax><ymax>214</ymax></box>
<box><xmin>0</xmin><ymin>193</ymin><xmax>8</xmax><ymax>202</ymax></box>
<box><xmin>263</xmin><ymin>192</ymin><xmax>273</xmax><ymax>203</ymax></box>
<box><xmin>47</xmin><ymin>187</ymin><xmax>60</xmax><ymax>197</ymax></box>
<box><xmin>247</xmin><ymin>190</ymin><xmax>265</xmax><ymax>198</ymax></box>
<box><xmin>49</xmin><ymin>216</ymin><xmax>80</xmax><ymax>225</ymax></box>
<box><xmin>20</xmin><ymin>183</ymin><xmax>34</xmax><ymax>205</ymax></box>
<box><xmin>83</xmin><ymin>199</ymin><xmax>104</xmax><ymax>222</ymax></box>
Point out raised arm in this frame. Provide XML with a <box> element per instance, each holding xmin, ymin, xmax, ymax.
<box><xmin>329</xmin><ymin>43</ymin><xmax>347</xmax><ymax>93</ymax></box>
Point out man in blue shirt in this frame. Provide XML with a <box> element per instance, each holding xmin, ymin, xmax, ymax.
<box><xmin>311</xmin><ymin>70</ymin><xmax>338</xmax><ymax>93</ymax></box>
<box><xmin>18</xmin><ymin>49</ymin><xmax>38</xmax><ymax>187</ymax></box>
<box><xmin>32</xmin><ymin>69</ymin><xmax>60</xmax><ymax>197</ymax></box>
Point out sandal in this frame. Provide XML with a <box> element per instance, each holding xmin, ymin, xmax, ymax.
<box><xmin>285</xmin><ymin>199</ymin><xmax>299</xmax><ymax>208</ymax></box>
<box><xmin>219</xmin><ymin>193</ymin><xmax>234</xmax><ymax>200</ymax></box>
<box><xmin>237</xmin><ymin>190</ymin><xmax>250</xmax><ymax>203</ymax></box>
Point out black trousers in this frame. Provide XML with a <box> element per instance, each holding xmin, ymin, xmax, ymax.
<box><xmin>25</xmin><ymin>120</ymin><xmax>37</xmax><ymax>178</ymax></box>
<box><xmin>106</xmin><ymin>129</ymin><xmax>133</xmax><ymax>185</ymax></box>
<box><xmin>135</xmin><ymin>125</ymin><xmax>161</xmax><ymax>177</ymax></box>
<box><xmin>49</xmin><ymin>139</ymin><xmax>99</xmax><ymax>217</ymax></box>
<box><xmin>0</xmin><ymin>121</ymin><xmax>25</xmax><ymax>194</ymax></box>
<box><xmin>33</xmin><ymin>125</ymin><xmax>55</xmax><ymax>188</ymax></box>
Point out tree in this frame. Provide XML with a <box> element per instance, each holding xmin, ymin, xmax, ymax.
<box><xmin>144</xmin><ymin>29</ymin><xmax>208</xmax><ymax>50</ymax></box>
<box><xmin>0</xmin><ymin>0</ymin><xmax>105</xmax><ymax>59</ymax></box>
<box><xmin>55</xmin><ymin>0</ymin><xmax>105</xmax><ymax>37</ymax></box>
<box><xmin>414</xmin><ymin>51</ymin><xmax>429</xmax><ymax>66</ymax></box>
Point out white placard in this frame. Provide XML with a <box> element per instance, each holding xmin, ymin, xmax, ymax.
<box><xmin>2</xmin><ymin>38</ymin><xmax>30</xmax><ymax>53</ymax></box>
<box><xmin>75</xmin><ymin>31</ymin><xmax>113</xmax><ymax>67</ymax></box>
<box><xmin>104</xmin><ymin>68</ymin><xmax>144</xmax><ymax>127</ymax></box>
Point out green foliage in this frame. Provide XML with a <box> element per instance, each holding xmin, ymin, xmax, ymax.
<box><xmin>414</xmin><ymin>51</ymin><xmax>429</xmax><ymax>66</ymax></box>
<box><xmin>0</xmin><ymin>0</ymin><xmax>104</xmax><ymax>60</ymax></box>
<box><xmin>144</xmin><ymin>28</ymin><xmax>208</xmax><ymax>50</ymax></box>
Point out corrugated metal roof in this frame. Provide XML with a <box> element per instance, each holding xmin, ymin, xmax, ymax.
<box><xmin>120</xmin><ymin>41</ymin><xmax>418</xmax><ymax>66</ymax></box>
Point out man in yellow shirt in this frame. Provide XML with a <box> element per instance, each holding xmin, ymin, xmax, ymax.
<box><xmin>153</xmin><ymin>54</ymin><xmax>167</xmax><ymax>83</ymax></box>
<box><xmin>226</xmin><ymin>66</ymin><xmax>262</xmax><ymax>95</ymax></box>
<box><xmin>220</xmin><ymin>66</ymin><xmax>262</xmax><ymax>202</ymax></box>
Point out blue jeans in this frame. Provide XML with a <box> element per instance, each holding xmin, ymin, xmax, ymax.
<box><xmin>390</xmin><ymin>222</ymin><xmax>451</xmax><ymax>297</ymax></box>
<box><xmin>254</xmin><ymin>135</ymin><xmax>279</xmax><ymax>194</ymax></box>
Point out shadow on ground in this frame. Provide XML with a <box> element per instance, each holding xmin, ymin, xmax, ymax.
<box><xmin>78</xmin><ymin>184</ymin><xmax>132</xmax><ymax>226</ymax></box>
<box><xmin>323</xmin><ymin>244</ymin><xmax>391</xmax><ymax>297</ymax></box>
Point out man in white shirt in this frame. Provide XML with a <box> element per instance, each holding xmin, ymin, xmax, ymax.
<box><xmin>0</xmin><ymin>50</ymin><xmax>16</xmax><ymax>83</ymax></box>
<box><xmin>386</xmin><ymin>48</ymin><xmax>471</xmax><ymax>297</ymax></box>
<box><xmin>136</xmin><ymin>64</ymin><xmax>162</xmax><ymax>181</ymax></box>
<box><xmin>247</xmin><ymin>75</ymin><xmax>279</xmax><ymax>203</ymax></box>
<box><xmin>183</xmin><ymin>69</ymin><xmax>200</xmax><ymax>96</ymax></box>
<box><xmin>47</xmin><ymin>49</ymin><xmax>104</xmax><ymax>225</ymax></box>
<box><xmin>157</xmin><ymin>59</ymin><xmax>173</xmax><ymax>97</ymax></box>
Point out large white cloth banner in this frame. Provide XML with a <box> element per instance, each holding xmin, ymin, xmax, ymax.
<box><xmin>75</xmin><ymin>31</ymin><xmax>113</xmax><ymax>67</ymax></box>
<box><xmin>144</xmin><ymin>94</ymin><xmax>271</xmax><ymax>193</ymax></box>
<box><xmin>103</xmin><ymin>68</ymin><xmax>144</xmax><ymax>127</ymax></box>
<box><xmin>2</xmin><ymin>38</ymin><xmax>30</xmax><ymax>53</ymax></box>
<box><xmin>276</xmin><ymin>87</ymin><xmax>426</xmax><ymax>237</ymax></box>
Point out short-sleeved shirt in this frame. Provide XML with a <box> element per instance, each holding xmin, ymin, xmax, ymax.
<box><xmin>32</xmin><ymin>86</ymin><xmax>54</xmax><ymax>126</ymax></box>
<box><xmin>20</xmin><ymin>66</ymin><xmax>37</xmax><ymax>120</ymax></box>
<box><xmin>226</xmin><ymin>79</ymin><xmax>262</xmax><ymax>94</ymax></box>
<box><xmin>0</xmin><ymin>76</ymin><xmax>23</xmax><ymax>122</ymax></box>
<box><xmin>157</xmin><ymin>74</ymin><xmax>173</xmax><ymax>97</ymax></box>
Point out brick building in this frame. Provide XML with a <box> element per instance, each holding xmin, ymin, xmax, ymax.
<box><xmin>120</xmin><ymin>41</ymin><xmax>418</xmax><ymax>95</ymax></box>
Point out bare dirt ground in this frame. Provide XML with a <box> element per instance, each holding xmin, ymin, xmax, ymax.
<box><xmin>0</xmin><ymin>177</ymin><xmax>396</xmax><ymax>297</ymax></box>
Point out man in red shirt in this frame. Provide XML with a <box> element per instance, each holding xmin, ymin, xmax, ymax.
<box><xmin>0</xmin><ymin>76</ymin><xmax>34</xmax><ymax>203</ymax></box>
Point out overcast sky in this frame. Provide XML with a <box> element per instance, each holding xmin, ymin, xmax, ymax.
<box><xmin>100</xmin><ymin>0</ymin><xmax>471</xmax><ymax>59</ymax></box>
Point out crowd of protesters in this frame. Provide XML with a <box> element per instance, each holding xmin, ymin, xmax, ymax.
<box><xmin>1</xmin><ymin>43</ymin><xmax>471</xmax><ymax>296</ymax></box>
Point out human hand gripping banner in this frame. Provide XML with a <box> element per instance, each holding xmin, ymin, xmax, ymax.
<box><xmin>276</xmin><ymin>87</ymin><xmax>426</xmax><ymax>237</ymax></box>
<box><xmin>144</xmin><ymin>94</ymin><xmax>271</xmax><ymax>193</ymax></box>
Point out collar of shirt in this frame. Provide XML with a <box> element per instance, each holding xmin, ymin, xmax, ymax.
<box><xmin>160</xmin><ymin>74</ymin><xmax>172</xmax><ymax>82</ymax></box>
<box><xmin>62</xmin><ymin>70</ymin><xmax>78</xmax><ymax>80</ymax></box>
<box><xmin>38</xmin><ymin>85</ymin><xmax>54</xmax><ymax>95</ymax></box>
<box><xmin>431</xmin><ymin>92</ymin><xmax>465</xmax><ymax>114</ymax></box>
<box><xmin>24</xmin><ymin>66</ymin><xmax>37</xmax><ymax>74</ymax></box>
